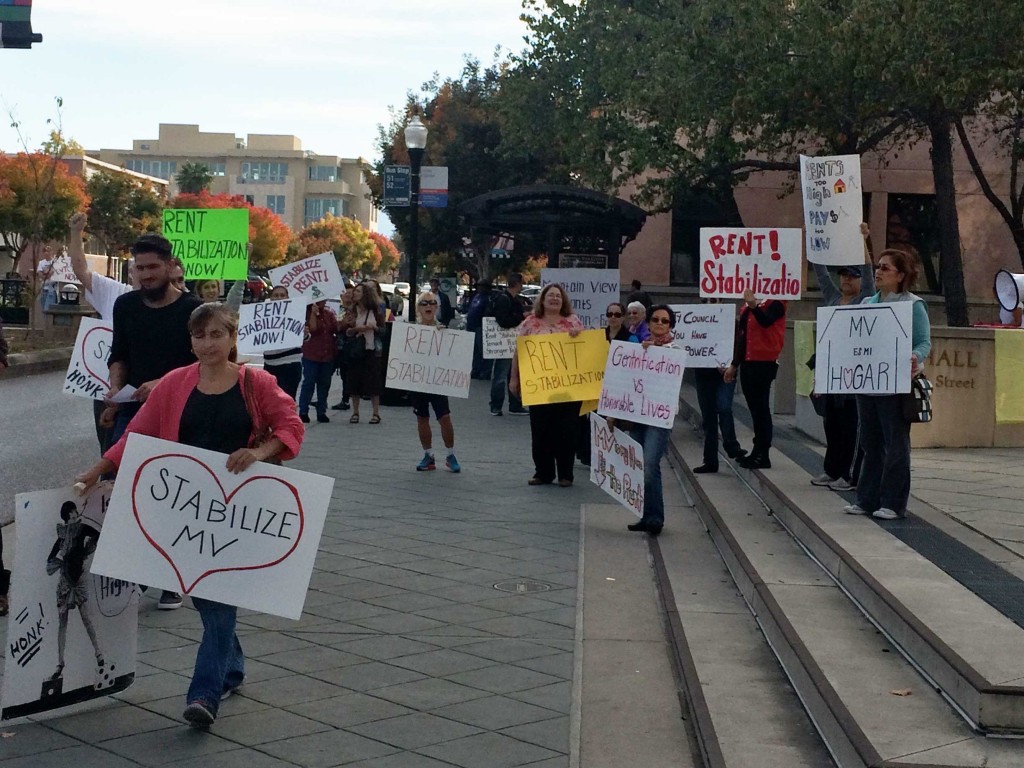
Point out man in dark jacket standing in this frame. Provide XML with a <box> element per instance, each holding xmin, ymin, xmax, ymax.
<box><xmin>429</xmin><ymin>277</ymin><xmax>455</xmax><ymax>326</ymax></box>
<box><xmin>466</xmin><ymin>279</ymin><xmax>493</xmax><ymax>379</ymax></box>
<box><xmin>488</xmin><ymin>273</ymin><xmax>528</xmax><ymax>415</ymax></box>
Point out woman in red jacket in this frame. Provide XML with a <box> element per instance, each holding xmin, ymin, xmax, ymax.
<box><xmin>724</xmin><ymin>289</ymin><xmax>786</xmax><ymax>469</ymax></box>
<box><xmin>75</xmin><ymin>302</ymin><xmax>304</xmax><ymax>730</ymax></box>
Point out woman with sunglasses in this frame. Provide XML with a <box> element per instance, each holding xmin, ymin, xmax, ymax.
<box><xmin>605</xmin><ymin>302</ymin><xmax>630</xmax><ymax>342</ymax></box>
<box><xmin>845</xmin><ymin>250</ymin><xmax>931</xmax><ymax>521</ymax></box>
<box><xmin>627</xmin><ymin>304</ymin><xmax>679</xmax><ymax>535</ymax></box>
<box><xmin>409</xmin><ymin>291</ymin><xmax>461</xmax><ymax>472</ymax></box>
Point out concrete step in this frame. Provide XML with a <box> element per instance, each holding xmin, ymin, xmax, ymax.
<box><xmin>676</xmin><ymin>385</ymin><xmax>1024</xmax><ymax>734</ymax></box>
<box><xmin>653</xmin><ymin>456</ymin><xmax>835</xmax><ymax>768</ymax></box>
<box><xmin>666</xmin><ymin>405</ymin><xmax>1024</xmax><ymax>766</ymax></box>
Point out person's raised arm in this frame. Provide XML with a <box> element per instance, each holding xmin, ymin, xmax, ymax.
<box><xmin>812</xmin><ymin>262</ymin><xmax>840</xmax><ymax>305</ymax></box>
<box><xmin>858</xmin><ymin>223</ymin><xmax>875</xmax><ymax>300</ymax></box>
<box><xmin>67</xmin><ymin>213</ymin><xmax>93</xmax><ymax>293</ymax></box>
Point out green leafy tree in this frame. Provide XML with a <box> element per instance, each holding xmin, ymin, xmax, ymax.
<box><xmin>515</xmin><ymin>0</ymin><xmax>1024</xmax><ymax>324</ymax></box>
<box><xmin>369</xmin><ymin>59</ymin><xmax>570</xmax><ymax>280</ymax></box>
<box><xmin>85</xmin><ymin>171</ymin><xmax>163</xmax><ymax>274</ymax></box>
<box><xmin>175</xmin><ymin>161</ymin><xmax>213</xmax><ymax>194</ymax></box>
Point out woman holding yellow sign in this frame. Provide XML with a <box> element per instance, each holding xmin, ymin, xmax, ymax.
<box><xmin>510</xmin><ymin>284</ymin><xmax>583</xmax><ymax>487</ymax></box>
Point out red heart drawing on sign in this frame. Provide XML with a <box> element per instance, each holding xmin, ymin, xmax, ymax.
<box><xmin>131</xmin><ymin>454</ymin><xmax>305</xmax><ymax>594</ymax></box>
<box><xmin>81</xmin><ymin>325</ymin><xmax>113</xmax><ymax>388</ymax></box>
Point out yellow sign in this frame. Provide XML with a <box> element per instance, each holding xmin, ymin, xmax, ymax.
<box><xmin>995</xmin><ymin>329</ymin><xmax>1024</xmax><ymax>423</ymax></box>
<box><xmin>517</xmin><ymin>330</ymin><xmax>609</xmax><ymax>406</ymax></box>
<box><xmin>794</xmin><ymin>320</ymin><xmax>815</xmax><ymax>397</ymax></box>
<box><xmin>579</xmin><ymin>400</ymin><xmax>599</xmax><ymax>416</ymax></box>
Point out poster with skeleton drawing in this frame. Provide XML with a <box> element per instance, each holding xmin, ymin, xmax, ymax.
<box><xmin>3</xmin><ymin>484</ymin><xmax>137</xmax><ymax>719</ymax></box>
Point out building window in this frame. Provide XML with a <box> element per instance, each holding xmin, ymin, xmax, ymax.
<box><xmin>239</xmin><ymin>162</ymin><xmax>288</xmax><ymax>183</ymax></box>
<box><xmin>244</xmin><ymin>195</ymin><xmax>255</xmax><ymax>205</ymax></box>
<box><xmin>304</xmin><ymin>198</ymin><xmax>345</xmax><ymax>225</ymax></box>
<box><xmin>266</xmin><ymin>195</ymin><xmax>285</xmax><ymax>215</ymax></box>
<box><xmin>124</xmin><ymin>159</ymin><xmax>177</xmax><ymax>179</ymax></box>
<box><xmin>205</xmin><ymin>162</ymin><xmax>226</xmax><ymax>177</ymax></box>
<box><xmin>886</xmin><ymin>194</ymin><xmax>941</xmax><ymax>294</ymax></box>
<box><xmin>669</xmin><ymin>190</ymin><xmax>743</xmax><ymax>286</ymax></box>
<box><xmin>308</xmin><ymin>165</ymin><xmax>337</xmax><ymax>182</ymax></box>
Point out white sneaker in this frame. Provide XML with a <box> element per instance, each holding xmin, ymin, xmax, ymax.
<box><xmin>811</xmin><ymin>473</ymin><xmax>836</xmax><ymax>487</ymax></box>
<box><xmin>843</xmin><ymin>503</ymin><xmax>869</xmax><ymax>515</ymax></box>
<box><xmin>829</xmin><ymin>478</ymin><xmax>855</xmax><ymax>491</ymax></box>
<box><xmin>872</xmin><ymin>507</ymin><xmax>899</xmax><ymax>520</ymax></box>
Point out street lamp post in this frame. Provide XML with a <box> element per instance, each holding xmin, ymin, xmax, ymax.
<box><xmin>404</xmin><ymin>115</ymin><xmax>428</xmax><ymax>317</ymax></box>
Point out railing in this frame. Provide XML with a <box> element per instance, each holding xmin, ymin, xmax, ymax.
<box><xmin>235</xmin><ymin>175</ymin><xmax>287</xmax><ymax>185</ymax></box>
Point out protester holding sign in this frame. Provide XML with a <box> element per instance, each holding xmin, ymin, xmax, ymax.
<box><xmin>298</xmin><ymin>301</ymin><xmax>338</xmax><ymax>424</ymax></box>
<box><xmin>489</xmin><ymin>273</ymin><xmax>529</xmax><ymax>416</ymax></box>
<box><xmin>692</xmin><ymin>300</ymin><xmax>745</xmax><ymax>473</ymax></box>
<box><xmin>810</xmin><ymin>223</ymin><xmax>874</xmax><ymax>491</ymax></box>
<box><xmin>510</xmin><ymin>284</ymin><xmax>584</xmax><ymax>487</ymax></box>
<box><xmin>627</xmin><ymin>305</ymin><xmax>680</xmax><ymax>535</ymax></box>
<box><xmin>845</xmin><ymin>250</ymin><xmax>931</xmax><ymax>521</ymax></box>
<box><xmin>725</xmin><ymin>290</ymin><xmax>786</xmax><ymax>469</ymax></box>
<box><xmin>261</xmin><ymin>286</ymin><xmax>303</xmax><ymax>399</ymax></box>
<box><xmin>340</xmin><ymin>282</ymin><xmax>385</xmax><ymax>424</ymax></box>
<box><xmin>408</xmin><ymin>291</ymin><xmax>461</xmax><ymax>472</ymax></box>
<box><xmin>74</xmin><ymin>302</ymin><xmax>305</xmax><ymax>729</ymax></box>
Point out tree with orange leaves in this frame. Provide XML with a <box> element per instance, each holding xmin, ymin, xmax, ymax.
<box><xmin>296</xmin><ymin>213</ymin><xmax>377</xmax><ymax>275</ymax></box>
<box><xmin>165</xmin><ymin>191</ymin><xmax>292</xmax><ymax>270</ymax></box>
<box><xmin>0</xmin><ymin>152</ymin><xmax>88</xmax><ymax>272</ymax></box>
<box><xmin>368</xmin><ymin>231</ymin><xmax>400</xmax><ymax>276</ymax></box>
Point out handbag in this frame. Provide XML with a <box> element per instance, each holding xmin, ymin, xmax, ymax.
<box><xmin>902</xmin><ymin>373</ymin><xmax>933</xmax><ymax>424</ymax></box>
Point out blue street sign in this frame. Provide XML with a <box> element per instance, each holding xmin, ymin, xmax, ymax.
<box><xmin>383</xmin><ymin>165</ymin><xmax>411</xmax><ymax>207</ymax></box>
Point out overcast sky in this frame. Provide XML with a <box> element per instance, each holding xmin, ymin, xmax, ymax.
<box><xmin>2</xmin><ymin>1</ymin><xmax>533</xmax><ymax>233</ymax></box>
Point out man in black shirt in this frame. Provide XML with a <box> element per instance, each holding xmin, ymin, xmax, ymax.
<box><xmin>105</xmin><ymin>233</ymin><xmax>201</xmax><ymax>611</ymax></box>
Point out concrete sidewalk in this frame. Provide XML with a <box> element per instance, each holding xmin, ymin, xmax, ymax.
<box><xmin>0</xmin><ymin>381</ymin><xmax>686</xmax><ymax>768</ymax></box>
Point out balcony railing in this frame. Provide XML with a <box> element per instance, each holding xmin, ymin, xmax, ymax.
<box><xmin>235</xmin><ymin>175</ymin><xmax>287</xmax><ymax>185</ymax></box>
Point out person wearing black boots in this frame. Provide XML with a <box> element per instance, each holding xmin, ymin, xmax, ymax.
<box><xmin>724</xmin><ymin>289</ymin><xmax>786</xmax><ymax>469</ymax></box>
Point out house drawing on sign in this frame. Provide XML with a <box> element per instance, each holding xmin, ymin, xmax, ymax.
<box><xmin>834</xmin><ymin>178</ymin><xmax>847</xmax><ymax>194</ymax></box>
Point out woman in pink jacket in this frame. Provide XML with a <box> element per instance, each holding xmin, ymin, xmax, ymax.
<box><xmin>75</xmin><ymin>302</ymin><xmax>304</xmax><ymax>730</ymax></box>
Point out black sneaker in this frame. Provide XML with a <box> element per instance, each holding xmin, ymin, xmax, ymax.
<box><xmin>158</xmin><ymin>591</ymin><xmax>183</xmax><ymax>610</ymax></box>
<box><xmin>330</xmin><ymin>401</ymin><xmax>350</xmax><ymax>411</ymax></box>
<box><xmin>317</xmin><ymin>414</ymin><xmax>330</xmax><ymax>423</ymax></box>
<box><xmin>508</xmin><ymin>408</ymin><xmax>529</xmax><ymax>415</ymax></box>
<box><xmin>299</xmin><ymin>413</ymin><xmax>310</xmax><ymax>424</ymax></box>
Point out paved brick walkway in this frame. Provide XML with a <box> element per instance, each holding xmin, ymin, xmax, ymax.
<box><xmin>0</xmin><ymin>381</ymin><xmax>606</xmax><ymax>768</ymax></box>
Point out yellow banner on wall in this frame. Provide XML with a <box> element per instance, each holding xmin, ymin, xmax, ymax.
<box><xmin>794</xmin><ymin>320</ymin><xmax>815</xmax><ymax>397</ymax></box>
<box><xmin>995</xmin><ymin>329</ymin><xmax>1024</xmax><ymax>423</ymax></box>
<box><xmin>517</xmin><ymin>329</ymin><xmax>609</xmax><ymax>406</ymax></box>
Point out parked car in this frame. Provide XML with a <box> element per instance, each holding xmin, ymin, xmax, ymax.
<box><xmin>242</xmin><ymin>273</ymin><xmax>272</xmax><ymax>303</ymax></box>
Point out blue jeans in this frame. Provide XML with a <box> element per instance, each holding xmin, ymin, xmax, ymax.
<box><xmin>693</xmin><ymin>369</ymin><xmax>741</xmax><ymax>467</ymax></box>
<box><xmin>632</xmin><ymin>424</ymin><xmax>671</xmax><ymax>528</ymax></box>
<box><xmin>187</xmin><ymin>597</ymin><xmax>244</xmax><ymax>713</ymax></box>
<box><xmin>489</xmin><ymin>357</ymin><xmax>523</xmax><ymax>412</ymax></box>
<box><xmin>298</xmin><ymin>359</ymin><xmax>334</xmax><ymax>417</ymax></box>
<box><xmin>855</xmin><ymin>395</ymin><xmax>912</xmax><ymax>514</ymax></box>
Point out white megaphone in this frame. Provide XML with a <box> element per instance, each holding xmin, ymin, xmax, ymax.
<box><xmin>994</xmin><ymin>269</ymin><xmax>1024</xmax><ymax>311</ymax></box>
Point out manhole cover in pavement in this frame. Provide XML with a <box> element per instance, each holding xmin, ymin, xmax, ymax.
<box><xmin>493</xmin><ymin>580</ymin><xmax>552</xmax><ymax>593</ymax></box>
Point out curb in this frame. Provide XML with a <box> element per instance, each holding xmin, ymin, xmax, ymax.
<box><xmin>3</xmin><ymin>347</ymin><xmax>73</xmax><ymax>380</ymax></box>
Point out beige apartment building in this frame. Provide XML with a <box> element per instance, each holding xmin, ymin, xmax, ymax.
<box><xmin>94</xmin><ymin>123</ymin><xmax>378</xmax><ymax>234</ymax></box>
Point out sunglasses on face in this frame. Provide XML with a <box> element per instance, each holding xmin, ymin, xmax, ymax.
<box><xmin>418</xmin><ymin>300</ymin><xmax>438</xmax><ymax>306</ymax></box>
<box><xmin>650</xmin><ymin>317</ymin><xmax>671</xmax><ymax>324</ymax></box>
<box><xmin>606</xmin><ymin>311</ymin><xmax>623</xmax><ymax>318</ymax></box>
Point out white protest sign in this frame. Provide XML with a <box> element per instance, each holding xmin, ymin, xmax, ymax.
<box><xmin>815</xmin><ymin>303</ymin><xmax>913</xmax><ymax>395</ymax></box>
<box><xmin>3</xmin><ymin>484</ymin><xmax>137</xmax><ymax>720</ymax></box>
<box><xmin>237</xmin><ymin>299</ymin><xmax>307</xmax><ymax>355</ymax></box>
<box><xmin>541</xmin><ymin>268</ymin><xmax>620</xmax><ymax>330</ymax></box>
<box><xmin>598</xmin><ymin>341</ymin><xmax>685</xmax><ymax>429</ymax></box>
<box><xmin>482</xmin><ymin>317</ymin><xmax>516</xmax><ymax>359</ymax></box>
<box><xmin>699</xmin><ymin>228</ymin><xmax>803</xmax><ymax>299</ymax></box>
<box><xmin>801</xmin><ymin>154</ymin><xmax>864</xmax><ymax>265</ymax></box>
<box><xmin>268</xmin><ymin>252</ymin><xmax>346</xmax><ymax>305</ymax></box>
<box><xmin>386</xmin><ymin>324</ymin><xmax>474</xmax><ymax>398</ymax></box>
<box><xmin>91</xmin><ymin>434</ymin><xmax>334</xmax><ymax>620</ymax></box>
<box><xmin>63</xmin><ymin>317</ymin><xmax>111</xmax><ymax>400</ymax></box>
<box><xmin>669</xmin><ymin>304</ymin><xmax>736</xmax><ymax>368</ymax></box>
<box><xmin>589</xmin><ymin>414</ymin><xmax>644</xmax><ymax>518</ymax></box>
<box><xmin>46</xmin><ymin>254</ymin><xmax>81</xmax><ymax>285</ymax></box>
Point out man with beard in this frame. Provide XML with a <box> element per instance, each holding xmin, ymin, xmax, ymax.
<box><xmin>105</xmin><ymin>234</ymin><xmax>201</xmax><ymax>611</ymax></box>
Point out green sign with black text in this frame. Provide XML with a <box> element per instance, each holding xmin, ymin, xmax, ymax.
<box><xmin>162</xmin><ymin>209</ymin><xmax>250</xmax><ymax>280</ymax></box>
